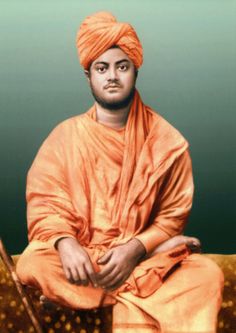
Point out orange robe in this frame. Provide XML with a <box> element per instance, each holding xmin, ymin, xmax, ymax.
<box><xmin>16</xmin><ymin>90</ymin><xmax>223</xmax><ymax>332</ymax></box>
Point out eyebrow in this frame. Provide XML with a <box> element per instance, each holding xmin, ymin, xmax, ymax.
<box><xmin>93</xmin><ymin>59</ymin><xmax>130</xmax><ymax>66</ymax></box>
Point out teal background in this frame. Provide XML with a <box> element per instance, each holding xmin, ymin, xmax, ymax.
<box><xmin>0</xmin><ymin>0</ymin><xmax>235</xmax><ymax>254</ymax></box>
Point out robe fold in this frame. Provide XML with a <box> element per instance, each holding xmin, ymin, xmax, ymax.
<box><xmin>26</xmin><ymin>90</ymin><xmax>192</xmax><ymax>251</ymax></box>
<box><xmin>16</xmin><ymin>90</ymin><xmax>223</xmax><ymax>332</ymax></box>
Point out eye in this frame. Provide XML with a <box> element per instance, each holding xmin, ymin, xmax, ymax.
<box><xmin>96</xmin><ymin>66</ymin><xmax>107</xmax><ymax>73</ymax></box>
<box><xmin>118</xmin><ymin>64</ymin><xmax>128</xmax><ymax>71</ymax></box>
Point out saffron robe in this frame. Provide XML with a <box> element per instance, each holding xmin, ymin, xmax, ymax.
<box><xmin>16</xmin><ymin>90</ymin><xmax>223</xmax><ymax>332</ymax></box>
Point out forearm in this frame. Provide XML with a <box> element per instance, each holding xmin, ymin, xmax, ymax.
<box><xmin>135</xmin><ymin>150</ymin><xmax>193</xmax><ymax>254</ymax></box>
<box><xmin>134</xmin><ymin>224</ymin><xmax>171</xmax><ymax>254</ymax></box>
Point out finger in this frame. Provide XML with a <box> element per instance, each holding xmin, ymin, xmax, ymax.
<box><xmin>66</xmin><ymin>268</ymin><xmax>76</xmax><ymax>284</ymax></box>
<box><xmin>64</xmin><ymin>267</ymin><xmax>77</xmax><ymax>284</ymax></box>
<box><xmin>98</xmin><ymin>268</ymin><xmax>119</xmax><ymax>287</ymax></box>
<box><xmin>190</xmin><ymin>237</ymin><xmax>201</xmax><ymax>246</ymax></box>
<box><xmin>63</xmin><ymin>267</ymin><xmax>72</xmax><ymax>281</ymax></box>
<box><xmin>96</xmin><ymin>262</ymin><xmax>115</xmax><ymax>281</ymax></box>
<box><xmin>79</xmin><ymin>266</ymin><xmax>89</xmax><ymax>286</ymax></box>
<box><xmin>188</xmin><ymin>244</ymin><xmax>201</xmax><ymax>253</ymax></box>
<box><xmin>105</xmin><ymin>273</ymin><xmax>126</xmax><ymax>291</ymax></box>
<box><xmin>186</xmin><ymin>237</ymin><xmax>201</xmax><ymax>253</ymax></box>
<box><xmin>84</xmin><ymin>262</ymin><xmax>98</xmax><ymax>287</ymax></box>
<box><xmin>70</xmin><ymin>267</ymin><xmax>81</xmax><ymax>284</ymax></box>
<box><xmin>97</xmin><ymin>250</ymin><xmax>113</xmax><ymax>265</ymax></box>
<box><xmin>187</xmin><ymin>236</ymin><xmax>201</xmax><ymax>245</ymax></box>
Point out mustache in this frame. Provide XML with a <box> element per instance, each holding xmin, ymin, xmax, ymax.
<box><xmin>104</xmin><ymin>81</ymin><xmax>122</xmax><ymax>89</ymax></box>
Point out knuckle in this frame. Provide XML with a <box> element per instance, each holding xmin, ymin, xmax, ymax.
<box><xmin>80</xmin><ymin>258</ymin><xmax>88</xmax><ymax>265</ymax></box>
<box><xmin>82</xmin><ymin>280</ymin><xmax>89</xmax><ymax>286</ymax></box>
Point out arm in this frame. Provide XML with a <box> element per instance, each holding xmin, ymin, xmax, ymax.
<box><xmin>26</xmin><ymin>126</ymin><xmax>78</xmax><ymax>245</ymax></box>
<box><xmin>135</xmin><ymin>149</ymin><xmax>194</xmax><ymax>254</ymax></box>
<box><xmin>26</xmin><ymin>125</ymin><xmax>97</xmax><ymax>286</ymax></box>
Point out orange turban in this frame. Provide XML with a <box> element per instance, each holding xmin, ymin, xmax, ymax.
<box><xmin>76</xmin><ymin>12</ymin><xmax>143</xmax><ymax>70</ymax></box>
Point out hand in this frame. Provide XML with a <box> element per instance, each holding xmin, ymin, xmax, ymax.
<box><xmin>96</xmin><ymin>238</ymin><xmax>146</xmax><ymax>292</ymax></box>
<box><xmin>150</xmin><ymin>235</ymin><xmax>201</xmax><ymax>256</ymax></box>
<box><xmin>57</xmin><ymin>237</ymin><xmax>97</xmax><ymax>287</ymax></box>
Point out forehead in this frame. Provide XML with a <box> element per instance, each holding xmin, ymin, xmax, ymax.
<box><xmin>92</xmin><ymin>47</ymin><xmax>132</xmax><ymax>65</ymax></box>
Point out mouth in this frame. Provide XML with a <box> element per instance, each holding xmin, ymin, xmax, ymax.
<box><xmin>105</xmin><ymin>84</ymin><xmax>121</xmax><ymax>90</ymax></box>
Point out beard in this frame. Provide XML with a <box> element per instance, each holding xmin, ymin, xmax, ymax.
<box><xmin>90</xmin><ymin>82</ymin><xmax>136</xmax><ymax>111</ymax></box>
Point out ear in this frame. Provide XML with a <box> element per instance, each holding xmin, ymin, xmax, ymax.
<box><xmin>133</xmin><ymin>69</ymin><xmax>138</xmax><ymax>85</ymax></box>
<box><xmin>84</xmin><ymin>69</ymin><xmax>90</xmax><ymax>82</ymax></box>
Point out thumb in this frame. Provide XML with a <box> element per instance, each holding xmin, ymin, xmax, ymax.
<box><xmin>97</xmin><ymin>250</ymin><xmax>113</xmax><ymax>265</ymax></box>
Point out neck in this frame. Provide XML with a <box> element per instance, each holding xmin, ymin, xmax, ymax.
<box><xmin>95</xmin><ymin>102</ymin><xmax>131</xmax><ymax>129</ymax></box>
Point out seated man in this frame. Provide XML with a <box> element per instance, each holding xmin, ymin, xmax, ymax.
<box><xmin>16</xmin><ymin>12</ymin><xmax>224</xmax><ymax>333</ymax></box>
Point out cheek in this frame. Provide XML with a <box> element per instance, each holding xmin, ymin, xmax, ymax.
<box><xmin>90</xmin><ymin>76</ymin><xmax>104</xmax><ymax>91</ymax></box>
<box><xmin>124</xmin><ymin>75</ymin><xmax>136</xmax><ymax>89</ymax></box>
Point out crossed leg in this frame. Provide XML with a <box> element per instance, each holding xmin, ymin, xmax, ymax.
<box><xmin>37</xmin><ymin>235</ymin><xmax>201</xmax><ymax>308</ymax></box>
<box><xmin>113</xmin><ymin>253</ymin><xmax>224</xmax><ymax>333</ymax></box>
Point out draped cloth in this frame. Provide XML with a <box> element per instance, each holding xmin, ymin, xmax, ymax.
<box><xmin>76</xmin><ymin>11</ymin><xmax>143</xmax><ymax>69</ymax></box>
<box><xmin>16</xmin><ymin>90</ymin><xmax>223</xmax><ymax>331</ymax></box>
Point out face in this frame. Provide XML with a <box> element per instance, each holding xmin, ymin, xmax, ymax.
<box><xmin>86</xmin><ymin>47</ymin><xmax>137</xmax><ymax>110</ymax></box>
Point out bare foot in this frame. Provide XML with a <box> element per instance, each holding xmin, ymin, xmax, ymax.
<box><xmin>150</xmin><ymin>235</ymin><xmax>201</xmax><ymax>256</ymax></box>
<box><xmin>39</xmin><ymin>295</ymin><xmax>58</xmax><ymax>310</ymax></box>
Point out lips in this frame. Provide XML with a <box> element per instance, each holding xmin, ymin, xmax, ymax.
<box><xmin>105</xmin><ymin>84</ymin><xmax>121</xmax><ymax>89</ymax></box>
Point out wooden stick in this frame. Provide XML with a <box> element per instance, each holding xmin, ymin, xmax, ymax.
<box><xmin>0</xmin><ymin>238</ymin><xmax>44</xmax><ymax>333</ymax></box>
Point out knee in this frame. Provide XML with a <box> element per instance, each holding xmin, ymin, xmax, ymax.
<box><xmin>16</xmin><ymin>243</ymin><xmax>62</xmax><ymax>288</ymax></box>
<box><xmin>16</xmin><ymin>246</ymin><xmax>47</xmax><ymax>287</ymax></box>
<box><xmin>192</xmin><ymin>254</ymin><xmax>224</xmax><ymax>291</ymax></box>
<box><xmin>203</xmin><ymin>255</ymin><xmax>224</xmax><ymax>281</ymax></box>
<box><xmin>16</xmin><ymin>251</ymin><xmax>35</xmax><ymax>284</ymax></box>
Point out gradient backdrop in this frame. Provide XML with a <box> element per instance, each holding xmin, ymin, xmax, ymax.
<box><xmin>0</xmin><ymin>0</ymin><xmax>235</xmax><ymax>254</ymax></box>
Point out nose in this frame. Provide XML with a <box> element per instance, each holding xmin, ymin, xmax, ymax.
<box><xmin>107</xmin><ymin>66</ymin><xmax>118</xmax><ymax>81</ymax></box>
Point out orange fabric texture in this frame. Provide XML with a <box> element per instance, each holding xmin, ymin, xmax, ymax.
<box><xmin>113</xmin><ymin>254</ymin><xmax>224</xmax><ymax>333</ymax></box>
<box><xmin>16</xmin><ymin>90</ymin><xmax>223</xmax><ymax>331</ymax></box>
<box><xmin>76</xmin><ymin>11</ymin><xmax>143</xmax><ymax>69</ymax></box>
<box><xmin>25</xmin><ymin>90</ymin><xmax>192</xmax><ymax>252</ymax></box>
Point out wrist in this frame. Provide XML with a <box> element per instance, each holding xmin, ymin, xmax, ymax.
<box><xmin>128</xmin><ymin>238</ymin><xmax>146</xmax><ymax>260</ymax></box>
<box><xmin>56</xmin><ymin>237</ymin><xmax>77</xmax><ymax>251</ymax></box>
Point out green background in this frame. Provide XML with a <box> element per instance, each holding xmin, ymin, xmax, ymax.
<box><xmin>0</xmin><ymin>0</ymin><xmax>235</xmax><ymax>254</ymax></box>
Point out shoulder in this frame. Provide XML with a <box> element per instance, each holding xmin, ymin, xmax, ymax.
<box><xmin>43</xmin><ymin>112</ymin><xmax>89</xmax><ymax>145</ymax></box>
<box><xmin>50</xmin><ymin>113</ymin><xmax>87</xmax><ymax>135</ymax></box>
<box><xmin>29</xmin><ymin>113</ymin><xmax>89</xmax><ymax>168</ymax></box>
<box><xmin>30</xmin><ymin>113</ymin><xmax>90</xmax><ymax>162</ymax></box>
<box><xmin>145</xmin><ymin>105</ymin><xmax>188</xmax><ymax>145</ymax></box>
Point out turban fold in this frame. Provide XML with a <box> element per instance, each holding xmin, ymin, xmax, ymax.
<box><xmin>76</xmin><ymin>11</ymin><xmax>143</xmax><ymax>70</ymax></box>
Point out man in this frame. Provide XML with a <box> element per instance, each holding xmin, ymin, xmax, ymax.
<box><xmin>16</xmin><ymin>12</ymin><xmax>223</xmax><ymax>333</ymax></box>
